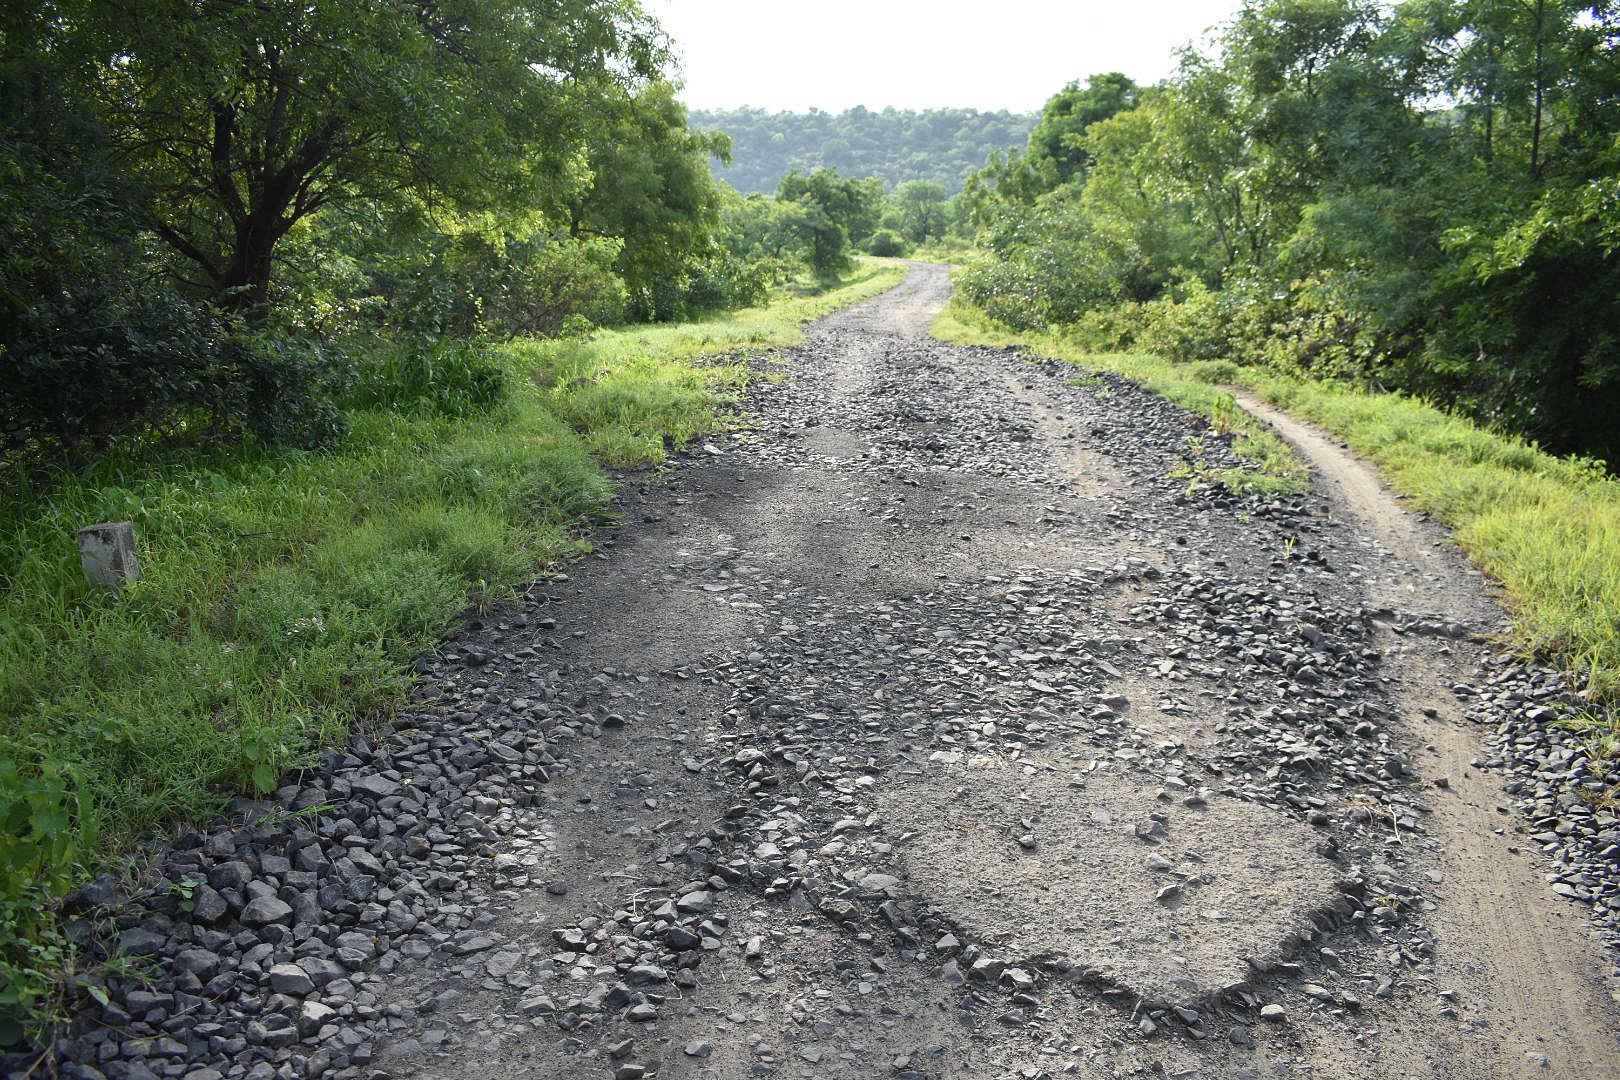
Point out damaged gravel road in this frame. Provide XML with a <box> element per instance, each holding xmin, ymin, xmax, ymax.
<box><xmin>44</xmin><ymin>264</ymin><xmax>1620</xmax><ymax>1080</ymax></box>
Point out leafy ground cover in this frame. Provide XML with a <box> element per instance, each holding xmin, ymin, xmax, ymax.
<box><xmin>0</xmin><ymin>259</ymin><xmax>905</xmax><ymax>1037</ymax></box>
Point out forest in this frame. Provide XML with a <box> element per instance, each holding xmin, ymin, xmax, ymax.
<box><xmin>690</xmin><ymin>106</ymin><xmax>1035</xmax><ymax>195</ymax></box>
<box><xmin>956</xmin><ymin>0</ymin><xmax>1620</xmax><ymax>465</ymax></box>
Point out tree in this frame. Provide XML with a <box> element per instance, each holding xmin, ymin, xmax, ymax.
<box><xmin>570</xmin><ymin>80</ymin><xmax>731</xmax><ymax>319</ymax></box>
<box><xmin>58</xmin><ymin>0</ymin><xmax>661</xmax><ymax>320</ymax></box>
<box><xmin>777</xmin><ymin>167</ymin><xmax>884</xmax><ymax>281</ymax></box>
<box><xmin>1025</xmin><ymin>72</ymin><xmax>1140</xmax><ymax>184</ymax></box>
<box><xmin>894</xmin><ymin>180</ymin><xmax>950</xmax><ymax>243</ymax></box>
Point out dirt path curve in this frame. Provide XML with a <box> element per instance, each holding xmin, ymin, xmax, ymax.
<box><xmin>1232</xmin><ymin>389</ymin><xmax>1620</xmax><ymax>1078</ymax></box>
<box><xmin>47</xmin><ymin>265</ymin><xmax>1620</xmax><ymax>1080</ymax></box>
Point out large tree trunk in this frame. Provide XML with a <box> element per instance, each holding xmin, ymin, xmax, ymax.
<box><xmin>211</xmin><ymin>237</ymin><xmax>277</xmax><ymax>323</ymax></box>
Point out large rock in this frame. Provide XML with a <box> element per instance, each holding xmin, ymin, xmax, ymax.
<box><xmin>240</xmin><ymin>895</ymin><xmax>294</xmax><ymax>928</ymax></box>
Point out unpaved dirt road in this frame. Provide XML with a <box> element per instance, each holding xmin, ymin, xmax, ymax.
<box><xmin>47</xmin><ymin>265</ymin><xmax>1620</xmax><ymax>1080</ymax></box>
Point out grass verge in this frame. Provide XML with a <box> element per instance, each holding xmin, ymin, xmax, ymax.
<box><xmin>935</xmin><ymin>292</ymin><xmax>1620</xmax><ymax>728</ymax></box>
<box><xmin>0</xmin><ymin>258</ymin><xmax>907</xmax><ymax>1040</ymax></box>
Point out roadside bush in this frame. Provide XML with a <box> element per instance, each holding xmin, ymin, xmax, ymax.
<box><xmin>375</xmin><ymin>233</ymin><xmax>629</xmax><ymax>339</ymax></box>
<box><xmin>490</xmin><ymin>237</ymin><xmax>629</xmax><ymax>337</ymax></box>
<box><xmin>1</xmin><ymin>287</ymin><xmax>350</xmax><ymax>470</ymax></box>
<box><xmin>677</xmin><ymin>249</ymin><xmax>773</xmax><ymax>315</ymax></box>
<box><xmin>866</xmin><ymin>229</ymin><xmax>910</xmax><ymax>257</ymax></box>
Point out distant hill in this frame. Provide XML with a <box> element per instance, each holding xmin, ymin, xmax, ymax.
<box><xmin>690</xmin><ymin>106</ymin><xmax>1036</xmax><ymax>195</ymax></box>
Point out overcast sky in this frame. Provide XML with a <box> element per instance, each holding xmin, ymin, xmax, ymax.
<box><xmin>643</xmin><ymin>1</ymin><xmax>1246</xmax><ymax>113</ymax></box>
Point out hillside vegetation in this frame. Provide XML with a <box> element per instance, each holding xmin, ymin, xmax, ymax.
<box><xmin>691</xmin><ymin>106</ymin><xmax>1035</xmax><ymax>194</ymax></box>
<box><xmin>957</xmin><ymin>1</ymin><xmax>1620</xmax><ymax>466</ymax></box>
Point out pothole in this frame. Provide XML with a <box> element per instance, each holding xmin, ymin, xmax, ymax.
<box><xmin>879</xmin><ymin>760</ymin><xmax>1346</xmax><ymax>1008</ymax></box>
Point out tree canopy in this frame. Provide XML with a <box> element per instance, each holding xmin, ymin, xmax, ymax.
<box><xmin>958</xmin><ymin>0</ymin><xmax>1620</xmax><ymax>463</ymax></box>
<box><xmin>34</xmin><ymin>0</ymin><xmax>665</xmax><ymax>319</ymax></box>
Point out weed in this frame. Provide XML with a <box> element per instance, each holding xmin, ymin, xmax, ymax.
<box><xmin>171</xmin><ymin>874</ymin><xmax>204</xmax><ymax>914</ymax></box>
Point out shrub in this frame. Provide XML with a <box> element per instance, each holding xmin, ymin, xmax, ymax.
<box><xmin>1</xmin><ymin>288</ymin><xmax>351</xmax><ymax>470</ymax></box>
<box><xmin>371</xmin><ymin>233</ymin><xmax>629</xmax><ymax>339</ymax></box>
<box><xmin>866</xmin><ymin>229</ymin><xmax>910</xmax><ymax>257</ymax></box>
<box><xmin>676</xmin><ymin>249</ymin><xmax>773</xmax><ymax>315</ymax></box>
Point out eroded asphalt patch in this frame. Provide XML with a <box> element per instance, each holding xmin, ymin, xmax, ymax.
<box><xmin>33</xmin><ymin>265</ymin><xmax>1620</xmax><ymax>1080</ymax></box>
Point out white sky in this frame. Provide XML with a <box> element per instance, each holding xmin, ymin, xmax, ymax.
<box><xmin>643</xmin><ymin>1</ymin><xmax>1246</xmax><ymax>113</ymax></box>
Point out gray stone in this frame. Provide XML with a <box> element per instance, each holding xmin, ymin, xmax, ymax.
<box><xmin>268</xmin><ymin>962</ymin><xmax>315</xmax><ymax>995</ymax></box>
<box><xmin>173</xmin><ymin>949</ymin><xmax>220</xmax><ymax>980</ymax></box>
<box><xmin>298</xmin><ymin>1000</ymin><xmax>337</xmax><ymax>1037</ymax></box>
<box><xmin>77</xmin><ymin>521</ymin><xmax>140</xmax><ymax>590</ymax></box>
<box><xmin>350</xmin><ymin>774</ymin><xmax>401</xmax><ymax>799</ymax></box>
<box><xmin>190</xmin><ymin>884</ymin><xmax>229</xmax><ymax>923</ymax></box>
<box><xmin>240</xmin><ymin>895</ymin><xmax>293</xmax><ymax>927</ymax></box>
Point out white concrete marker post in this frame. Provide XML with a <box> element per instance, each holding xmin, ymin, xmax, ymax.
<box><xmin>77</xmin><ymin>521</ymin><xmax>142</xmax><ymax>591</ymax></box>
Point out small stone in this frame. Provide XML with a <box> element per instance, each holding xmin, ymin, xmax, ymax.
<box><xmin>1260</xmin><ymin>1004</ymin><xmax>1286</xmax><ymax>1023</ymax></box>
<box><xmin>350</xmin><ymin>774</ymin><xmax>400</xmax><ymax>799</ymax></box>
<box><xmin>665</xmin><ymin>925</ymin><xmax>701</xmax><ymax>950</ymax></box>
<box><xmin>518</xmin><ymin>995</ymin><xmax>556</xmax><ymax>1017</ymax></box>
<box><xmin>63</xmin><ymin>873</ymin><xmax>123</xmax><ymax>914</ymax></box>
<box><xmin>173</xmin><ymin>948</ymin><xmax>220</xmax><ymax>980</ymax></box>
<box><xmin>684</xmin><ymin>1040</ymin><xmax>713</xmax><ymax>1058</ymax></box>
<box><xmin>298</xmin><ymin>1000</ymin><xmax>337</xmax><ymax>1037</ymax></box>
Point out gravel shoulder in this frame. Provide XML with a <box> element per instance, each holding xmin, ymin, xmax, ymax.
<box><xmin>37</xmin><ymin>264</ymin><xmax>1620</xmax><ymax>1080</ymax></box>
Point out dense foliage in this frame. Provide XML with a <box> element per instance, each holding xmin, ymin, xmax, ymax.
<box><xmin>690</xmin><ymin>106</ymin><xmax>1035</xmax><ymax>195</ymax></box>
<box><xmin>960</xmin><ymin>1</ymin><xmax>1620</xmax><ymax>464</ymax></box>
<box><xmin>0</xmin><ymin>2</ymin><xmax>915</xmax><ymax>476</ymax></box>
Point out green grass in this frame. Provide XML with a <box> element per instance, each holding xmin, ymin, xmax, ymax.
<box><xmin>934</xmin><ymin>298</ymin><xmax>1308</xmax><ymax>496</ymax></box>
<box><xmin>909</xmin><ymin>239</ymin><xmax>976</xmax><ymax>265</ymax></box>
<box><xmin>0</xmin><ymin>258</ymin><xmax>906</xmax><ymax>1039</ymax></box>
<box><xmin>935</xmin><ymin>293</ymin><xmax>1620</xmax><ymax>709</ymax></box>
